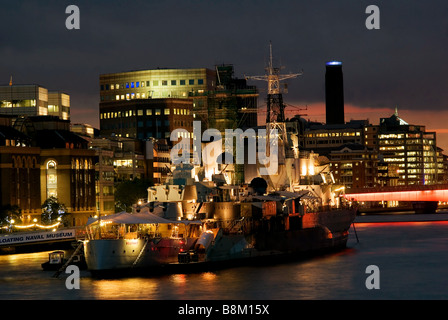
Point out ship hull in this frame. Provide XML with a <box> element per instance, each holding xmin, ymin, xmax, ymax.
<box><xmin>85</xmin><ymin>208</ymin><xmax>355</xmax><ymax>277</ymax></box>
<box><xmin>84</xmin><ymin>237</ymin><xmax>195</xmax><ymax>275</ymax></box>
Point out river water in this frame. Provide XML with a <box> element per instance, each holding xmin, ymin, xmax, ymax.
<box><xmin>2</xmin><ymin>214</ymin><xmax>448</xmax><ymax>300</ymax></box>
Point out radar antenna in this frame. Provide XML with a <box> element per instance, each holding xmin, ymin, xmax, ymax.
<box><xmin>245</xmin><ymin>41</ymin><xmax>303</xmax><ymax>123</ymax></box>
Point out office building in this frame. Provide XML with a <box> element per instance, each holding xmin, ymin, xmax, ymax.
<box><xmin>48</xmin><ymin>92</ymin><xmax>70</xmax><ymax>120</ymax></box>
<box><xmin>99</xmin><ymin>66</ymin><xmax>258</xmax><ymax>137</ymax></box>
<box><xmin>325</xmin><ymin>61</ymin><xmax>345</xmax><ymax>125</ymax></box>
<box><xmin>99</xmin><ymin>68</ymin><xmax>215</xmax><ymax>102</ymax></box>
<box><xmin>206</xmin><ymin>64</ymin><xmax>258</xmax><ymax>132</ymax></box>
<box><xmin>89</xmin><ymin>138</ymin><xmax>117</xmax><ymax>216</ymax></box>
<box><xmin>100</xmin><ymin>98</ymin><xmax>193</xmax><ymax>142</ymax></box>
<box><xmin>377</xmin><ymin>110</ymin><xmax>443</xmax><ymax>185</ymax></box>
<box><xmin>0</xmin><ymin>85</ymin><xmax>70</xmax><ymax>120</ymax></box>
<box><xmin>329</xmin><ymin>144</ymin><xmax>378</xmax><ymax>189</ymax></box>
<box><xmin>71</xmin><ymin>123</ymin><xmax>96</xmax><ymax>138</ymax></box>
<box><xmin>0</xmin><ymin>125</ymin><xmax>41</xmax><ymax>219</ymax></box>
<box><xmin>302</xmin><ymin>120</ymin><xmax>366</xmax><ymax>156</ymax></box>
<box><xmin>5</xmin><ymin>116</ymin><xmax>96</xmax><ymax>225</ymax></box>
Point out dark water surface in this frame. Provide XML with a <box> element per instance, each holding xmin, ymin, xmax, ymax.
<box><xmin>2</xmin><ymin>217</ymin><xmax>448</xmax><ymax>300</ymax></box>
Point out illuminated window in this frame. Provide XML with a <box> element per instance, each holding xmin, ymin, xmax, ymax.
<box><xmin>136</xmin><ymin>81</ymin><xmax>140</xmax><ymax>88</ymax></box>
<box><xmin>47</xmin><ymin>160</ymin><xmax>56</xmax><ymax>170</ymax></box>
<box><xmin>137</xmin><ymin>109</ymin><xmax>143</xmax><ymax>116</ymax></box>
<box><xmin>48</xmin><ymin>105</ymin><xmax>59</xmax><ymax>113</ymax></box>
<box><xmin>146</xmin><ymin>109</ymin><xmax>152</xmax><ymax>116</ymax></box>
<box><xmin>131</xmin><ymin>82</ymin><xmax>135</xmax><ymax>88</ymax></box>
<box><xmin>155</xmin><ymin>109</ymin><xmax>161</xmax><ymax>115</ymax></box>
<box><xmin>114</xmin><ymin>159</ymin><xmax>133</xmax><ymax>168</ymax></box>
<box><xmin>46</xmin><ymin>160</ymin><xmax>57</xmax><ymax>198</ymax></box>
<box><xmin>39</xmin><ymin>107</ymin><xmax>48</xmax><ymax>116</ymax></box>
<box><xmin>164</xmin><ymin>108</ymin><xmax>170</xmax><ymax>115</ymax></box>
<box><xmin>126</xmin><ymin>83</ymin><xmax>129</xmax><ymax>88</ymax></box>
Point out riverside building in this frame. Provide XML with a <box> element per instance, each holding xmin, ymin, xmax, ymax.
<box><xmin>376</xmin><ymin>110</ymin><xmax>443</xmax><ymax>186</ymax></box>
<box><xmin>99</xmin><ymin>66</ymin><xmax>258</xmax><ymax>139</ymax></box>
<box><xmin>0</xmin><ymin>84</ymin><xmax>70</xmax><ymax>120</ymax></box>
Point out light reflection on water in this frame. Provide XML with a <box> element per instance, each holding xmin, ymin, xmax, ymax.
<box><xmin>2</xmin><ymin>220</ymin><xmax>448</xmax><ymax>300</ymax></box>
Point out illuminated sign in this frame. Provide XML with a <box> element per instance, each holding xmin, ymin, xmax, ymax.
<box><xmin>0</xmin><ymin>229</ymin><xmax>75</xmax><ymax>246</ymax></box>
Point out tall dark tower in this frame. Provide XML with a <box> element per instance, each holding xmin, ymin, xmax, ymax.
<box><xmin>325</xmin><ymin>61</ymin><xmax>345</xmax><ymax>125</ymax></box>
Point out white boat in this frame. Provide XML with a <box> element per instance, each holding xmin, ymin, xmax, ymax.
<box><xmin>83</xmin><ymin>206</ymin><xmax>202</xmax><ymax>275</ymax></box>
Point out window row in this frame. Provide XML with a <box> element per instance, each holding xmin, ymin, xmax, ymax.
<box><xmin>100</xmin><ymin>108</ymin><xmax>190</xmax><ymax>119</ymax></box>
<box><xmin>101</xmin><ymin>79</ymin><xmax>204</xmax><ymax>91</ymax></box>
<box><xmin>306</xmin><ymin>132</ymin><xmax>361</xmax><ymax>138</ymax></box>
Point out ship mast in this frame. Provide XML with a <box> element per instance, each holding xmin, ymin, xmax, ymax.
<box><xmin>245</xmin><ymin>41</ymin><xmax>303</xmax><ymax>124</ymax></box>
<box><xmin>245</xmin><ymin>42</ymin><xmax>303</xmax><ymax>190</ymax></box>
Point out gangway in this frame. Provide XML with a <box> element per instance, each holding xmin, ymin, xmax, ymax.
<box><xmin>53</xmin><ymin>241</ymin><xmax>84</xmax><ymax>278</ymax></box>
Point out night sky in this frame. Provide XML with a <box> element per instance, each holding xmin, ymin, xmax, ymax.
<box><xmin>1</xmin><ymin>1</ymin><xmax>448</xmax><ymax>148</ymax></box>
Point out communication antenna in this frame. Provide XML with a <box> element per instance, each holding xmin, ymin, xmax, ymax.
<box><xmin>245</xmin><ymin>41</ymin><xmax>303</xmax><ymax>123</ymax></box>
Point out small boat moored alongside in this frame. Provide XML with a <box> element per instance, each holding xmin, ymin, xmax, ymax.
<box><xmin>41</xmin><ymin>249</ymin><xmax>87</xmax><ymax>271</ymax></box>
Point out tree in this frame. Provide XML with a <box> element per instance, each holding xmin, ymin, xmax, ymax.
<box><xmin>0</xmin><ymin>205</ymin><xmax>22</xmax><ymax>227</ymax></box>
<box><xmin>41</xmin><ymin>197</ymin><xmax>68</xmax><ymax>226</ymax></box>
<box><xmin>115</xmin><ymin>178</ymin><xmax>152</xmax><ymax>212</ymax></box>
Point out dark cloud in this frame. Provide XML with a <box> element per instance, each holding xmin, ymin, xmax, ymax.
<box><xmin>1</xmin><ymin>0</ymin><xmax>447</xmax><ymax>127</ymax></box>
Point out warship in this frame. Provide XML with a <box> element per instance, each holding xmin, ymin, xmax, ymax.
<box><xmin>83</xmin><ymin>44</ymin><xmax>357</xmax><ymax>276</ymax></box>
<box><xmin>83</xmin><ymin>178</ymin><xmax>356</xmax><ymax>276</ymax></box>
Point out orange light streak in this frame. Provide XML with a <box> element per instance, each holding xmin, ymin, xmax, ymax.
<box><xmin>345</xmin><ymin>190</ymin><xmax>448</xmax><ymax>202</ymax></box>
